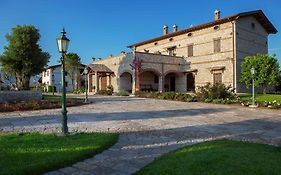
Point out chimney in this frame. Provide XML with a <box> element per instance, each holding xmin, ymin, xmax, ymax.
<box><xmin>163</xmin><ymin>25</ymin><xmax>168</xmax><ymax>35</ymax></box>
<box><xmin>214</xmin><ymin>9</ymin><xmax>220</xmax><ymax>20</ymax></box>
<box><xmin>173</xmin><ymin>24</ymin><xmax>178</xmax><ymax>32</ymax></box>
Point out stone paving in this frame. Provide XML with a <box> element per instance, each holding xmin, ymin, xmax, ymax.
<box><xmin>1</xmin><ymin>95</ymin><xmax>281</xmax><ymax>175</ymax></box>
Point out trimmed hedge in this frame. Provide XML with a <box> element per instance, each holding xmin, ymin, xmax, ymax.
<box><xmin>134</xmin><ymin>91</ymin><xmax>196</xmax><ymax>102</ymax></box>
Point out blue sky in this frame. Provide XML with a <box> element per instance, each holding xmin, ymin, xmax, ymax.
<box><xmin>0</xmin><ymin>0</ymin><xmax>280</xmax><ymax>65</ymax></box>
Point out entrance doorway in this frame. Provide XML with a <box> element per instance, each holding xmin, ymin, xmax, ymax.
<box><xmin>120</xmin><ymin>72</ymin><xmax>133</xmax><ymax>92</ymax></box>
<box><xmin>100</xmin><ymin>76</ymin><xmax>107</xmax><ymax>90</ymax></box>
<box><xmin>186</xmin><ymin>73</ymin><xmax>195</xmax><ymax>91</ymax></box>
<box><xmin>170</xmin><ymin>76</ymin><xmax>175</xmax><ymax>91</ymax></box>
<box><xmin>164</xmin><ymin>73</ymin><xmax>177</xmax><ymax>92</ymax></box>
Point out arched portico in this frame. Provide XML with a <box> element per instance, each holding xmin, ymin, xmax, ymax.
<box><xmin>140</xmin><ymin>69</ymin><xmax>161</xmax><ymax>91</ymax></box>
<box><xmin>164</xmin><ymin>71</ymin><xmax>185</xmax><ymax>92</ymax></box>
<box><xmin>119</xmin><ymin>72</ymin><xmax>133</xmax><ymax>93</ymax></box>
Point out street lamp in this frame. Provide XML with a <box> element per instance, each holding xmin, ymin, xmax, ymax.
<box><xmin>56</xmin><ymin>28</ymin><xmax>70</xmax><ymax>135</ymax></box>
<box><xmin>250</xmin><ymin>67</ymin><xmax>256</xmax><ymax>107</ymax></box>
<box><xmin>83</xmin><ymin>67</ymin><xmax>89</xmax><ymax>103</ymax></box>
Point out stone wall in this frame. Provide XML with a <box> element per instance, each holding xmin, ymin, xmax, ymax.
<box><xmin>235</xmin><ymin>16</ymin><xmax>268</xmax><ymax>92</ymax></box>
<box><xmin>134</xmin><ymin>22</ymin><xmax>235</xmax><ymax>89</ymax></box>
<box><xmin>0</xmin><ymin>91</ymin><xmax>42</xmax><ymax>103</ymax></box>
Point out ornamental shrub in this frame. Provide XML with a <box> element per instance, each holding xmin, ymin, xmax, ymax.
<box><xmin>115</xmin><ymin>90</ymin><xmax>130</xmax><ymax>96</ymax></box>
<box><xmin>196</xmin><ymin>83</ymin><xmax>236</xmax><ymax>102</ymax></box>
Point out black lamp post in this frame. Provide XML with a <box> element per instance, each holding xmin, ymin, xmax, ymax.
<box><xmin>250</xmin><ymin>67</ymin><xmax>256</xmax><ymax>107</ymax></box>
<box><xmin>83</xmin><ymin>67</ymin><xmax>89</xmax><ymax>103</ymax></box>
<box><xmin>56</xmin><ymin>28</ymin><xmax>70</xmax><ymax>135</ymax></box>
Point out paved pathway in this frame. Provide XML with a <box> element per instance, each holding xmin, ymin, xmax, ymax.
<box><xmin>1</xmin><ymin>96</ymin><xmax>281</xmax><ymax>175</ymax></box>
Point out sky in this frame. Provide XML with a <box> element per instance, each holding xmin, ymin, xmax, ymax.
<box><xmin>0</xmin><ymin>0</ymin><xmax>280</xmax><ymax>66</ymax></box>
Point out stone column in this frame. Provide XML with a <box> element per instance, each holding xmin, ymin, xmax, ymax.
<box><xmin>95</xmin><ymin>73</ymin><xmax>99</xmax><ymax>92</ymax></box>
<box><xmin>158</xmin><ymin>75</ymin><xmax>163</xmax><ymax>92</ymax></box>
<box><xmin>132</xmin><ymin>72</ymin><xmax>136</xmax><ymax>94</ymax></box>
<box><xmin>107</xmin><ymin>74</ymin><xmax>112</xmax><ymax>85</ymax></box>
<box><xmin>88</xmin><ymin>74</ymin><xmax>92</xmax><ymax>93</ymax></box>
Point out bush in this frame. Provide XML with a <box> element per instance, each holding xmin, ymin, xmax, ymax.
<box><xmin>115</xmin><ymin>90</ymin><xmax>130</xmax><ymax>96</ymax></box>
<box><xmin>106</xmin><ymin>85</ymin><xmax>113</xmax><ymax>95</ymax></box>
<box><xmin>196</xmin><ymin>83</ymin><xmax>237</xmax><ymax>102</ymax></box>
<box><xmin>73</xmin><ymin>87</ymin><xmax>85</xmax><ymax>94</ymax></box>
<box><xmin>97</xmin><ymin>85</ymin><xmax>114</xmax><ymax>95</ymax></box>
<box><xmin>47</xmin><ymin>85</ymin><xmax>56</xmax><ymax>93</ymax></box>
<box><xmin>134</xmin><ymin>91</ymin><xmax>196</xmax><ymax>102</ymax></box>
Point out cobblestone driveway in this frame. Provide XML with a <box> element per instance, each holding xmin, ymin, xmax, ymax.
<box><xmin>1</xmin><ymin>96</ymin><xmax>281</xmax><ymax>175</ymax></box>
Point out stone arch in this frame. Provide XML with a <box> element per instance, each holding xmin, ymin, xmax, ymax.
<box><xmin>119</xmin><ymin>72</ymin><xmax>133</xmax><ymax>93</ymax></box>
<box><xmin>141</xmin><ymin>68</ymin><xmax>162</xmax><ymax>76</ymax></box>
<box><xmin>140</xmin><ymin>69</ymin><xmax>161</xmax><ymax>91</ymax></box>
<box><xmin>164</xmin><ymin>70</ymin><xmax>182</xmax><ymax>77</ymax></box>
<box><xmin>164</xmin><ymin>70</ymin><xmax>184</xmax><ymax>92</ymax></box>
<box><xmin>119</xmin><ymin>69</ymin><xmax>134</xmax><ymax>77</ymax></box>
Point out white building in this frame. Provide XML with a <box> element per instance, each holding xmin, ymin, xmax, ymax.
<box><xmin>42</xmin><ymin>64</ymin><xmax>86</xmax><ymax>92</ymax></box>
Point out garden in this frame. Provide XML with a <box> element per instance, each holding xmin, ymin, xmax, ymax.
<box><xmin>135</xmin><ymin>139</ymin><xmax>281</xmax><ymax>175</ymax></box>
<box><xmin>0</xmin><ymin>132</ymin><xmax>118</xmax><ymax>175</ymax></box>
<box><xmin>133</xmin><ymin>83</ymin><xmax>281</xmax><ymax>109</ymax></box>
<box><xmin>0</xmin><ymin>94</ymin><xmax>86</xmax><ymax>112</ymax></box>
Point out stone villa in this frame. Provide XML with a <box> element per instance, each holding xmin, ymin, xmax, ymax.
<box><xmin>87</xmin><ymin>10</ymin><xmax>277</xmax><ymax>93</ymax></box>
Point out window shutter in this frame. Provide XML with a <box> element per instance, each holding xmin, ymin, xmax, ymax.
<box><xmin>214</xmin><ymin>39</ymin><xmax>221</xmax><ymax>53</ymax></box>
<box><xmin>213</xmin><ymin>73</ymin><xmax>222</xmax><ymax>84</ymax></box>
<box><xmin>188</xmin><ymin>44</ymin><xmax>193</xmax><ymax>57</ymax></box>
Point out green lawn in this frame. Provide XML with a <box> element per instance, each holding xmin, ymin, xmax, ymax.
<box><xmin>239</xmin><ymin>93</ymin><xmax>281</xmax><ymax>103</ymax></box>
<box><xmin>42</xmin><ymin>94</ymin><xmax>77</xmax><ymax>101</ymax></box>
<box><xmin>135</xmin><ymin>140</ymin><xmax>281</xmax><ymax>175</ymax></box>
<box><xmin>0</xmin><ymin>133</ymin><xmax>118</xmax><ymax>175</ymax></box>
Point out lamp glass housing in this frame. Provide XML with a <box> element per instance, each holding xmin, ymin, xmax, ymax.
<box><xmin>56</xmin><ymin>29</ymin><xmax>70</xmax><ymax>53</ymax></box>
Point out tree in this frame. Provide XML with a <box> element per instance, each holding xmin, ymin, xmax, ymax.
<box><xmin>240</xmin><ymin>54</ymin><xmax>280</xmax><ymax>94</ymax></box>
<box><xmin>64</xmin><ymin>53</ymin><xmax>81</xmax><ymax>91</ymax></box>
<box><xmin>0</xmin><ymin>25</ymin><xmax>50</xmax><ymax>90</ymax></box>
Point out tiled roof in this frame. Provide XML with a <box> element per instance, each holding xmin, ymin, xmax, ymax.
<box><xmin>128</xmin><ymin>10</ymin><xmax>277</xmax><ymax>48</ymax></box>
<box><xmin>88</xmin><ymin>64</ymin><xmax>113</xmax><ymax>73</ymax></box>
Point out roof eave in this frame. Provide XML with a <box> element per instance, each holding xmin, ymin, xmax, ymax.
<box><xmin>128</xmin><ymin>10</ymin><xmax>277</xmax><ymax>48</ymax></box>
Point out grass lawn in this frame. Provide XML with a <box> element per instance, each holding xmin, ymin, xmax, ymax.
<box><xmin>0</xmin><ymin>133</ymin><xmax>118</xmax><ymax>175</ymax></box>
<box><xmin>42</xmin><ymin>94</ymin><xmax>77</xmax><ymax>101</ymax></box>
<box><xmin>135</xmin><ymin>140</ymin><xmax>281</xmax><ymax>175</ymax></box>
<box><xmin>239</xmin><ymin>93</ymin><xmax>281</xmax><ymax>103</ymax></box>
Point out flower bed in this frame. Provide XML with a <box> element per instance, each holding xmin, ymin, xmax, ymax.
<box><xmin>0</xmin><ymin>99</ymin><xmax>85</xmax><ymax>112</ymax></box>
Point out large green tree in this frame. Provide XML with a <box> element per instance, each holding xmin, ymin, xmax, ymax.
<box><xmin>64</xmin><ymin>53</ymin><xmax>81</xmax><ymax>91</ymax></box>
<box><xmin>240</xmin><ymin>54</ymin><xmax>280</xmax><ymax>94</ymax></box>
<box><xmin>0</xmin><ymin>25</ymin><xmax>50</xmax><ymax>90</ymax></box>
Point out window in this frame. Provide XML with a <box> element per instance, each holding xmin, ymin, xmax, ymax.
<box><xmin>187</xmin><ymin>44</ymin><xmax>193</xmax><ymax>57</ymax></box>
<box><xmin>213</xmin><ymin>25</ymin><xmax>220</xmax><ymax>30</ymax></box>
<box><xmin>251</xmin><ymin>22</ymin><xmax>255</xmax><ymax>29</ymax></box>
<box><xmin>214</xmin><ymin>38</ymin><xmax>221</xmax><ymax>53</ymax></box>
<box><xmin>213</xmin><ymin>73</ymin><xmax>222</xmax><ymax>84</ymax></box>
<box><xmin>167</xmin><ymin>47</ymin><xmax>176</xmax><ymax>56</ymax></box>
<box><xmin>65</xmin><ymin>82</ymin><xmax>68</xmax><ymax>87</ymax></box>
<box><xmin>43</xmin><ymin>72</ymin><xmax>46</xmax><ymax>77</ymax></box>
<box><xmin>47</xmin><ymin>70</ymin><xmax>49</xmax><ymax>76</ymax></box>
<box><xmin>65</xmin><ymin>72</ymin><xmax>68</xmax><ymax>76</ymax></box>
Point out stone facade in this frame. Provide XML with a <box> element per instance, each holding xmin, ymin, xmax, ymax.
<box><xmin>88</xmin><ymin>10</ymin><xmax>277</xmax><ymax>93</ymax></box>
